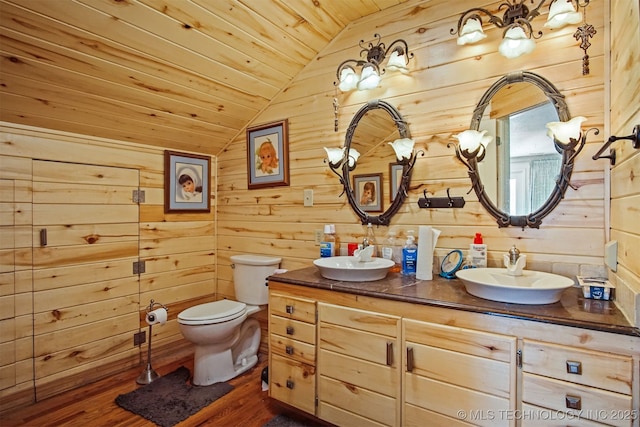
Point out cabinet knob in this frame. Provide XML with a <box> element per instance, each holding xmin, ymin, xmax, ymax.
<box><xmin>286</xmin><ymin>345</ymin><xmax>294</xmax><ymax>355</ymax></box>
<box><xmin>286</xmin><ymin>379</ymin><xmax>295</xmax><ymax>389</ymax></box>
<box><xmin>286</xmin><ymin>305</ymin><xmax>294</xmax><ymax>314</ymax></box>
<box><xmin>566</xmin><ymin>360</ymin><xmax>582</xmax><ymax>375</ymax></box>
<box><xmin>565</xmin><ymin>395</ymin><xmax>582</xmax><ymax>410</ymax></box>
<box><xmin>286</xmin><ymin>326</ymin><xmax>294</xmax><ymax>335</ymax></box>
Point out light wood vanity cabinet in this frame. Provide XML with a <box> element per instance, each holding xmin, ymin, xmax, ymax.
<box><xmin>317</xmin><ymin>303</ymin><xmax>401</xmax><ymax>426</ymax></box>
<box><xmin>268</xmin><ymin>291</ymin><xmax>317</xmax><ymax>414</ymax></box>
<box><xmin>267</xmin><ymin>280</ymin><xmax>640</xmax><ymax>427</ymax></box>
<box><xmin>521</xmin><ymin>340</ymin><xmax>635</xmax><ymax>427</ymax></box>
<box><xmin>403</xmin><ymin>319</ymin><xmax>517</xmax><ymax>427</ymax></box>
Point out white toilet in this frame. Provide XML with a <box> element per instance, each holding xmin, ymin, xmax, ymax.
<box><xmin>178</xmin><ymin>254</ymin><xmax>281</xmax><ymax>386</ymax></box>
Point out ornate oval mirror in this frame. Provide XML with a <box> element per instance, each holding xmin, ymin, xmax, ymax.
<box><xmin>464</xmin><ymin>71</ymin><xmax>575</xmax><ymax>228</ymax></box>
<box><xmin>341</xmin><ymin>99</ymin><xmax>413</xmax><ymax>226</ymax></box>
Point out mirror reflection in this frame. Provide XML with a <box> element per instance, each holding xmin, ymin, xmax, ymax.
<box><xmin>477</xmin><ymin>82</ymin><xmax>561</xmax><ymax>216</ymax></box>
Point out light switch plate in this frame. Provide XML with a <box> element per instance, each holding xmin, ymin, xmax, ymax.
<box><xmin>604</xmin><ymin>240</ymin><xmax>617</xmax><ymax>271</ymax></box>
<box><xmin>303</xmin><ymin>189</ymin><xmax>313</xmax><ymax>207</ymax></box>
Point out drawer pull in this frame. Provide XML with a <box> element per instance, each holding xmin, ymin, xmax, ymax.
<box><xmin>286</xmin><ymin>326</ymin><xmax>294</xmax><ymax>335</ymax></box>
<box><xmin>286</xmin><ymin>305</ymin><xmax>294</xmax><ymax>314</ymax></box>
<box><xmin>386</xmin><ymin>342</ymin><xmax>394</xmax><ymax>366</ymax></box>
<box><xmin>566</xmin><ymin>360</ymin><xmax>582</xmax><ymax>375</ymax></box>
<box><xmin>565</xmin><ymin>395</ymin><xmax>582</xmax><ymax>410</ymax></box>
<box><xmin>406</xmin><ymin>347</ymin><xmax>414</xmax><ymax>372</ymax></box>
<box><xmin>286</xmin><ymin>379</ymin><xmax>295</xmax><ymax>389</ymax></box>
<box><xmin>286</xmin><ymin>345</ymin><xmax>294</xmax><ymax>355</ymax></box>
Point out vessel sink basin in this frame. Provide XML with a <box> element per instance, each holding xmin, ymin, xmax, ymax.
<box><xmin>455</xmin><ymin>268</ymin><xmax>574</xmax><ymax>304</ymax></box>
<box><xmin>313</xmin><ymin>256</ymin><xmax>394</xmax><ymax>282</ymax></box>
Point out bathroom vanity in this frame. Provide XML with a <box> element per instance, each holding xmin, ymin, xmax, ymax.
<box><xmin>267</xmin><ymin>267</ymin><xmax>640</xmax><ymax>427</ymax></box>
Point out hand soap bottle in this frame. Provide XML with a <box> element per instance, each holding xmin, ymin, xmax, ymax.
<box><xmin>401</xmin><ymin>230</ymin><xmax>417</xmax><ymax>276</ymax></box>
<box><xmin>469</xmin><ymin>233</ymin><xmax>487</xmax><ymax>268</ymax></box>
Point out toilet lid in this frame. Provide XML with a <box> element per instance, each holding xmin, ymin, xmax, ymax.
<box><xmin>178</xmin><ymin>300</ymin><xmax>246</xmax><ymax>325</ymax></box>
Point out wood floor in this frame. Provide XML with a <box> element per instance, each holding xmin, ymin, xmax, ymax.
<box><xmin>1</xmin><ymin>353</ymin><xmax>326</xmax><ymax>427</ymax></box>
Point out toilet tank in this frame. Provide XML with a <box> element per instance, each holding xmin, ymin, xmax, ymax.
<box><xmin>230</xmin><ymin>254</ymin><xmax>282</xmax><ymax>305</ymax></box>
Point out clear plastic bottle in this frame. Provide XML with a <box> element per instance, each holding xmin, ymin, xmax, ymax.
<box><xmin>330</xmin><ymin>224</ymin><xmax>340</xmax><ymax>256</ymax></box>
<box><xmin>401</xmin><ymin>230</ymin><xmax>417</xmax><ymax>276</ymax></box>
<box><xmin>363</xmin><ymin>223</ymin><xmax>377</xmax><ymax>257</ymax></box>
<box><xmin>320</xmin><ymin>224</ymin><xmax>335</xmax><ymax>257</ymax></box>
<box><xmin>382</xmin><ymin>230</ymin><xmax>401</xmax><ymax>272</ymax></box>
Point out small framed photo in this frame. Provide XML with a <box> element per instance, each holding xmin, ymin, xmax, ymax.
<box><xmin>246</xmin><ymin>119</ymin><xmax>290</xmax><ymax>189</ymax></box>
<box><xmin>389</xmin><ymin>162</ymin><xmax>404</xmax><ymax>202</ymax></box>
<box><xmin>354</xmin><ymin>173</ymin><xmax>383</xmax><ymax>212</ymax></box>
<box><xmin>164</xmin><ymin>150</ymin><xmax>211</xmax><ymax>213</ymax></box>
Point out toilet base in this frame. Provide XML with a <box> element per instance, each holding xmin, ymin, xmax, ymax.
<box><xmin>191</xmin><ymin>318</ymin><xmax>261</xmax><ymax>386</ymax></box>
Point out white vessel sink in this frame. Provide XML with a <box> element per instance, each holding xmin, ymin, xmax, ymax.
<box><xmin>313</xmin><ymin>256</ymin><xmax>395</xmax><ymax>282</ymax></box>
<box><xmin>455</xmin><ymin>268</ymin><xmax>574</xmax><ymax>304</ymax></box>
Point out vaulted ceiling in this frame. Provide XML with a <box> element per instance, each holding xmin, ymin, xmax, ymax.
<box><xmin>0</xmin><ymin>0</ymin><xmax>409</xmax><ymax>155</ymax></box>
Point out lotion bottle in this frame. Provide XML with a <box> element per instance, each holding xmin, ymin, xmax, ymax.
<box><xmin>401</xmin><ymin>230</ymin><xmax>417</xmax><ymax>276</ymax></box>
<box><xmin>320</xmin><ymin>224</ymin><xmax>335</xmax><ymax>257</ymax></box>
<box><xmin>469</xmin><ymin>233</ymin><xmax>487</xmax><ymax>267</ymax></box>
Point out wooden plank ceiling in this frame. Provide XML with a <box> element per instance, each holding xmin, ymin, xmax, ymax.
<box><xmin>0</xmin><ymin>0</ymin><xmax>409</xmax><ymax>155</ymax></box>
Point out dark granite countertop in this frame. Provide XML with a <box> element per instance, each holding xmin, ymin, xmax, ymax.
<box><xmin>269</xmin><ymin>266</ymin><xmax>640</xmax><ymax>337</ymax></box>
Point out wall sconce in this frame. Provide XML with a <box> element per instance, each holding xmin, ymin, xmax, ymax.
<box><xmin>450</xmin><ymin>129</ymin><xmax>493</xmax><ymax>168</ymax></box>
<box><xmin>335</xmin><ymin>33</ymin><xmax>414</xmax><ymax>92</ymax></box>
<box><xmin>545</xmin><ymin>116</ymin><xmax>596</xmax><ymax>164</ymax></box>
<box><xmin>451</xmin><ymin>0</ymin><xmax>589</xmax><ymax>59</ymax></box>
<box><xmin>592</xmin><ymin>125</ymin><xmax>640</xmax><ymax>165</ymax></box>
<box><xmin>323</xmin><ymin>146</ymin><xmax>361</xmax><ymax>197</ymax></box>
<box><xmin>388</xmin><ymin>138</ymin><xmax>416</xmax><ymax>161</ymax></box>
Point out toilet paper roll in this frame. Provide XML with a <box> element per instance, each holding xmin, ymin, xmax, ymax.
<box><xmin>146</xmin><ymin>307</ymin><xmax>167</xmax><ymax>326</ymax></box>
<box><xmin>416</xmin><ymin>226</ymin><xmax>441</xmax><ymax>281</ymax></box>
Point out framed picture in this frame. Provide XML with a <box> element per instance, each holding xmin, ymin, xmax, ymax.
<box><xmin>164</xmin><ymin>150</ymin><xmax>211</xmax><ymax>213</ymax></box>
<box><xmin>353</xmin><ymin>173</ymin><xmax>383</xmax><ymax>212</ymax></box>
<box><xmin>389</xmin><ymin>162</ymin><xmax>404</xmax><ymax>202</ymax></box>
<box><xmin>246</xmin><ymin>119</ymin><xmax>290</xmax><ymax>189</ymax></box>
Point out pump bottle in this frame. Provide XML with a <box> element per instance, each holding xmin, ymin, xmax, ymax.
<box><xmin>401</xmin><ymin>230</ymin><xmax>417</xmax><ymax>276</ymax></box>
<box><xmin>469</xmin><ymin>233</ymin><xmax>487</xmax><ymax>267</ymax></box>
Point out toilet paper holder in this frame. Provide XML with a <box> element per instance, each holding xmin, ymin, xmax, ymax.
<box><xmin>137</xmin><ymin>299</ymin><xmax>169</xmax><ymax>385</ymax></box>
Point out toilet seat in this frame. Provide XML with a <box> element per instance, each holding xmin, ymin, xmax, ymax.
<box><xmin>178</xmin><ymin>300</ymin><xmax>246</xmax><ymax>326</ymax></box>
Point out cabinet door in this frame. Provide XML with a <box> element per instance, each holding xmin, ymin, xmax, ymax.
<box><xmin>270</xmin><ymin>353</ymin><xmax>316</xmax><ymax>414</ymax></box>
<box><xmin>403</xmin><ymin>319</ymin><xmax>517</xmax><ymax>427</ymax></box>
<box><xmin>318</xmin><ymin>303</ymin><xmax>401</xmax><ymax>427</ymax></box>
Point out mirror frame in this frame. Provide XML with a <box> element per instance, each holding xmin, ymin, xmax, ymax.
<box><xmin>340</xmin><ymin>99</ymin><xmax>415</xmax><ymax>226</ymax></box>
<box><xmin>464</xmin><ymin>71</ymin><xmax>574</xmax><ymax>229</ymax></box>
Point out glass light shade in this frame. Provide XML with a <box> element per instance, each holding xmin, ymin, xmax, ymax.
<box><xmin>324</xmin><ymin>147</ymin><xmax>345</xmax><ymax>167</ymax></box>
<box><xmin>388</xmin><ymin>138</ymin><xmax>415</xmax><ymax>160</ymax></box>
<box><xmin>457</xmin><ymin>18</ymin><xmax>487</xmax><ymax>45</ymax></box>
<box><xmin>544</xmin><ymin>0</ymin><xmax>582</xmax><ymax>29</ymax></box>
<box><xmin>385</xmin><ymin>49</ymin><xmax>409</xmax><ymax>73</ymax></box>
<box><xmin>347</xmin><ymin>148</ymin><xmax>361</xmax><ymax>167</ymax></box>
<box><xmin>499</xmin><ymin>26</ymin><xmax>536</xmax><ymax>58</ymax></box>
<box><xmin>546</xmin><ymin>116</ymin><xmax>587</xmax><ymax>143</ymax></box>
<box><xmin>357</xmin><ymin>64</ymin><xmax>380</xmax><ymax>90</ymax></box>
<box><xmin>338</xmin><ymin>66</ymin><xmax>358</xmax><ymax>92</ymax></box>
<box><xmin>454</xmin><ymin>130</ymin><xmax>493</xmax><ymax>153</ymax></box>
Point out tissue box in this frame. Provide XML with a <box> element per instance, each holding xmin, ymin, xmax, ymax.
<box><xmin>576</xmin><ymin>276</ymin><xmax>614</xmax><ymax>300</ymax></box>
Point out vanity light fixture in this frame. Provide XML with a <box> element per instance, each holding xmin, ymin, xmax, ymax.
<box><xmin>451</xmin><ymin>0</ymin><xmax>589</xmax><ymax>59</ymax></box>
<box><xmin>335</xmin><ymin>33</ymin><xmax>413</xmax><ymax>92</ymax></box>
<box><xmin>323</xmin><ymin>146</ymin><xmax>361</xmax><ymax>197</ymax></box>
<box><xmin>545</xmin><ymin>116</ymin><xmax>598</xmax><ymax>165</ymax></box>
<box><xmin>388</xmin><ymin>138</ymin><xmax>416</xmax><ymax>161</ymax></box>
<box><xmin>592</xmin><ymin>125</ymin><xmax>640</xmax><ymax>166</ymax></box>
<box><xmin>450</xmin><ymin>129</ymin><xmax>493</xmax><ymax>168</ymax></box>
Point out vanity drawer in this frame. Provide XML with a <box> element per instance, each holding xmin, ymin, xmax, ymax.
<box><xmin>270</xmin><ymin>315</ymin><xmax>316</xmax><ymax>345</ymax></box>
<box><xmin>270</xmin><ymin>333</ymin><xmax>316</xmax><ymax>364</ymax></box>
<box><xmin>269</xmin><ymin>353</ymin><xmax>316</xmax><ymax>415</ymax></box>
<box><xmin>523</xmin><ymin>373</ymin><xmax>633</xmax><ymax>427</ymax></box>
<box><xmin>522</xmin><ymin>340</ymin><xmax>633</xmax><ymax>395</ymax></box>
<box><xmin>269</xmin><ymin>293</ymin><xmax>316</xmax><ymax>324</ymax></box>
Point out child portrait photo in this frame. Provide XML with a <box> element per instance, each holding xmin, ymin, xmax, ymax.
<box><xmin>246</xmin><ymin>119</ymin><xmax>290</xmax><ymax>189</ymax></box>
<box><xmin>164</xmin><ymin>150</ymin><xmax>211</xmax><ymax>213</ymax></box>
<box><xmin>354</xmin><ymin>173</ymin><xmax>383</xmax><ymax>212</ymax></box>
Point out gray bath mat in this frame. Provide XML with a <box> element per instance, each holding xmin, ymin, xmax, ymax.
<box><xmin>262</xmin><ymin>414</ymin><xmax>330</xmax><ymax>427</ymax></box>
<box><xmin>115</xmin><ymin>366</ymin><xmax>233</xmax><ymax>427</ymax></box>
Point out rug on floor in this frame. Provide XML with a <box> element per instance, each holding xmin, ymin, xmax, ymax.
<box><xmin>115</xmin><ymin>366</ymin><xmax>233</xmax><ymax>427</ymax></box>
<box><xmin>262</xmin><ymin>413</ymin><xmax>327</xmax><ymax>427</ymax></box>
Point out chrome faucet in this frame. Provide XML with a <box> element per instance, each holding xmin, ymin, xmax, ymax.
<box><xmin>508</xmin><ymin>245</ymin><xmax>520</xmax><ymax>266</ymax></box>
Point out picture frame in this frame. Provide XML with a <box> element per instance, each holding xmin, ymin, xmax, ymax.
<box><xmin>353</xmin><ymin>173</ymin><xmax>383</xmax><ymax>212</ymax></box>
<box><xmin>164</xmin><ymin>150</ymin><xmax>211</xmax><ymax>213</ymax></box>
<box><xmin>389</xmin><ymin>162</ymin><xmax>404</xmax><ymax>202</ymax></box>
<box><xmin>246</xmin><ymin>119</ymin><xmax>290</xmax><ymax>189</ymax></box>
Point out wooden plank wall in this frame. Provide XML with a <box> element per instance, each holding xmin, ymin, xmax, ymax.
<box><xmin>0</xmin><ymin>125</ymin><xmax>215</xmax><ymax>410</ymax></box>
<box><xmin>217</xmin><ymin>0</ymin><xmax>614</xmax><ymax>302</ymax></box>
<box><xmin>609</xmin><ymin>0</ymin><xmax>640</xmax><ymax>326</ymax></box>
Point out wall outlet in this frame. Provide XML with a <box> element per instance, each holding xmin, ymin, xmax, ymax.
<box><xmin>314</xmin><ymin>229</ymin><xmax>323</xmax><ymax>245</ymax></box>
<box><xmin>133</xmin><ymin>331</ymin><xmax>146</xmax><ymax>346</ymax></box>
